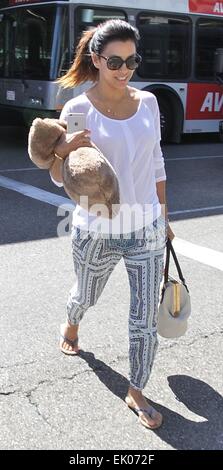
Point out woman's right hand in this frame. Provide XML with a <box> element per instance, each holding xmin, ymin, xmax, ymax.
<box><xmin>54</xmin><ymin>129</ymin><xmax>93</xmax><ymax>160</ymax></box>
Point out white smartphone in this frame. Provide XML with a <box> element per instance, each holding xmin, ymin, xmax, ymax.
<box><xmin>67</xmin><ymin>113</ymin><xmax>86</xmax><ymax>133</ymax></box>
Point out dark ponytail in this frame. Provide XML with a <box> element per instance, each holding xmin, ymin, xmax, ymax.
<box><xmin>57</xmin><ymin>28</ymin><xmax>98</xmax><ymax>88</ymax></box>
<box><xmin>57</xmin><ymin>19</ymin><xmax>140</xmax><ymax>88</ymax></box>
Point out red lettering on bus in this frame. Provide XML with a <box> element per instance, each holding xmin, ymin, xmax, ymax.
<box><xmin>189</xmin><ymin>0</ymin><xmax>223</xmax><ymax>15</ymax></box>
<box><xmin>186</xmin><ymin>83</ymin><xmax>223</xmax><ymax>119</ymax></box>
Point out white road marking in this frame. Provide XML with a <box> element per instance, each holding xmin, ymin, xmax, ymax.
<box><xmin>0</xmin><ymin>154</ymin><xmax>222</xmax><ymax>173</ymax></box>
<box><xmin>0</xmin><ymin>175</ymin><xmax>222</xmax><ymax>217</ymax></box>
<box><xmin>166</xmin><ymin>155</ymin><xmax>223</xmax><ymax>162</ymax></box>
<box><xmin>173</xmin><ymin>238</ymin><xmax>223</xmax><ymax>271</ymax></box>
<box><xmin>0</xmin><ymin>176</ymin><xmax>222</xmax><ymax>270</ymax></box>
<box><xmin>0</xmin><ymin>175</ymin><xmax>73</xmax><ymax>208</ymax></box>
<box><xmin>169</xmin><ymin>205</ymin><xmax>223</xmax><ymax>215</ymax></box>
<box><xmin>0</xmin><ymin>167</ymin><xmax>40</xmax><ymax>172</ymax></box>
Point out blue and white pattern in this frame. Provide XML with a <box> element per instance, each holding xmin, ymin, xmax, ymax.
<box><xmin>67</xmin><ymin>215</ymin><xmax>167</xmax><ymax>390</ymax></box>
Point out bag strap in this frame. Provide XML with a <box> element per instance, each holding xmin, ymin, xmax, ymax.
<box><xmin>164</xmin><ymin>238</ymin><xmax>189</xmax><ymax>292</ymax></box>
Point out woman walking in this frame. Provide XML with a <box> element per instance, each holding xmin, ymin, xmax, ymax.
<box><xmin>50</xmin><ymin>19</ymin><xmax>175</xmax><ymax>430</ymax></box>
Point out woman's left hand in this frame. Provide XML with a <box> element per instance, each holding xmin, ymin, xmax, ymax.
<box><xmin>167</xmin><ymin>223</ymin><xmax>175</xmax><ymax>241</ymax></box>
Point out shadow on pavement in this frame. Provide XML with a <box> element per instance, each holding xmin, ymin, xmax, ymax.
<box><xmin>78</xmin><ymin>352</ymin><xmax>223</xmax><ymax>449</ymax></box>
<box><xmin>158</xmin><ymin>374</ymin><xmax>223</xmax><ymax>450</ymax></box>
<box><xmin>79</xmin><ymin>350</ymin><xmax>129</xmax><ymax>400</ymax></box>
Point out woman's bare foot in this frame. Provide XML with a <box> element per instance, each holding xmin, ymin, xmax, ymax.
<box><xmin>125</xmin><ymin>386</ymin><xmax>163</xmax><ymax>429</ymax></box>
<box><xmin>60</xmin><ymin>321</ymin><xmax>79</xmax><ymax>355</ymax></box>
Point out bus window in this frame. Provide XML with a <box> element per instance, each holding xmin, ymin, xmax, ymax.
<box><xmin>136</xmin><ymin>14</ymin><xmax>191</xmax><ymax>79</ymax></box>
<box><xmin>0</xmin><ymin>13</ymin><xmax>14</xmax><ymax>78</ymax></box>
<box><xmin>0</xmin><ymin>5</ymin><xmax>57</xmax><ymax>80</ymax></box>
<box><xmin>0</xmin><ymin>4</ymin><xmax>69</xmax><ymax>81</ymax></box>
<box><xmin>75</xmin><ymin>6</ymin><xmax>126</xmax><ymax>45</ymax></box>
<box><xmin>57</xmin><ymin>7</ymin><xmax>69</xmax><ymax>77</ymax></box>
<box><xmin>195</xmin><ymin>19</ymin><xmax>223</xmax><ymax>80</ymax></box>
<box><xmin>0</xmin><ymin>14</ymin><xmax>5</xmax><ymax>76</ymax></box>
<box><xmin>16</xmin><ymin>7</ymin><xmax>56</xmax><ymax>80</ymax></box>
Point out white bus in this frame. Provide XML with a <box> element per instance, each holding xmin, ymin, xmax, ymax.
<box><xmin>0</xmin><ymin>0</ymin><xmax>222</xmax><ymax>141</ymax></box>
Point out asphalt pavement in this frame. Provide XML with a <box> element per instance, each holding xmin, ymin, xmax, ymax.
<box><xmin>0</xmin><ymin>127</ymin><xmax>222</xmax><ymax>451</ymax></box>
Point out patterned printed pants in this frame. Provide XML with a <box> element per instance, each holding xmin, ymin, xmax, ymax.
<box><xmin>67</xmin><ymin>215</ymin><xmax>167</xmax><ymax>390</ymax></box>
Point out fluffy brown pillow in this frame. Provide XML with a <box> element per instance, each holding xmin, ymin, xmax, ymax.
<box><xmin>28</xmin><ymin>117</ymin><xmax>120</xmax><ymax>218</ymax></box>
<box><xmin>63</xmin><ymin>147</ymin><xmax>120</xmax><ymax>219</ymax></box>
<box><xmin>28</xmin><ymin>118</ymin><xmax>66</xmax><ymax>169</ymax></box>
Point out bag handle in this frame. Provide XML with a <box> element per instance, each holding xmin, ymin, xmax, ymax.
<box><xmin>164</xmin><ymin>238</ymin><xmax>189</xmax><ymax>292</ymax></box>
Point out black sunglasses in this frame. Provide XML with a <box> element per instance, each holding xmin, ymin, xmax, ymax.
<box><xmin>97</xmin><ymin>53</ymin><xmax>142</xmax><ymax>70</ymax></box>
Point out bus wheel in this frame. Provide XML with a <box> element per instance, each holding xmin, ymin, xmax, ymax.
<box><xmin>157</xmin><ymin>97</ymin><xmax>171</xmax><ymax>143</ymax></box>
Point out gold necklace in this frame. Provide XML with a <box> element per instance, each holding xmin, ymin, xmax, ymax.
<box><xmin>106</xmin><ymin>106</ymin><xmax>117</xmax><ymax>116</ymax></box>
<box><xmin>100</xmin><ymin>98</ymin><xmax>119</xmax><ymax>116</ymax></box>
<box><xmin>103</xmin><ymin>97</ymin><xmax>128</xmax><ymax>116</ymax></box>
<box><xmin>96</xmin><ymin>88</ymin><xmax>129</xmax><ymax>117</ymax></box>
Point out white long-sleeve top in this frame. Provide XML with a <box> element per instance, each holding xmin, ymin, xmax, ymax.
<box><xmin>51</xmin><ymin>90</ymin><xmax>166</xmax><ymax>234</ymax></box>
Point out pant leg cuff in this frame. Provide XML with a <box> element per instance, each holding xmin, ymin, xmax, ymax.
<box><xmin>67</xmin><ymin>316</ymin><xmax>80</xmax><ymax>326</ymax></box>
<box><xmin>129</xmin><ymin>382</ymin><xmax>143</xmax><ymax>391</ymax></box>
